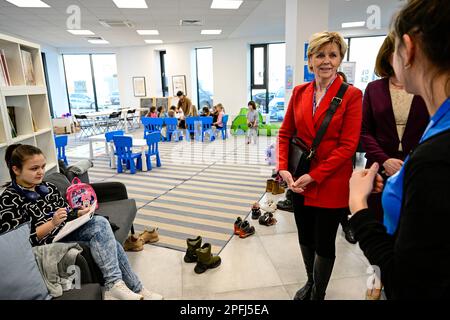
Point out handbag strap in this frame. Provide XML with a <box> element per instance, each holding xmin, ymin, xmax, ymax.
<box><xmin>309</xmin><ymin>82</ymin><xmax>349</xmax><ymax>157</ymax></box>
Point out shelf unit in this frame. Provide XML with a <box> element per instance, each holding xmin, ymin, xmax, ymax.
<box><xmin>0</xmin><ymin>33</ymin><xmax>57</xmax><ymax>185</ymax></box>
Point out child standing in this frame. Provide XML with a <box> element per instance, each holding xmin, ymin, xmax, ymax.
<box><xmin>246</xmin><ymin>101</ymin><xmax>258</xmax><ymax>144</ymax></box>
<box><xmin>148</xmin><ymin>106</ymin><xmax>158</xmax><ymax>118</ymax></box>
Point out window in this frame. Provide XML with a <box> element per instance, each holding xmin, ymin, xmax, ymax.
<box><xmin>250</xmin><ymin>43</ymin><xmax>286</xmax><ymax>121</ymax></box>
<box><xmin>196</xmin><ymin>48</ymin><xmax>214</xmax><ymax>110</ymax></box>
<box><xmin>92</xmin><ymin>54</ymin><xmax>119</xmax><ymax>110</ymax></box>
<box><xmin>345</xmin><ymin>36</ymin><xmax>386</xmax><ymax>92</ymax></box>
<box><xmin>63</xmin><ymin>54</ymin><xmax>120</xmax><ymax>114</ymax></box>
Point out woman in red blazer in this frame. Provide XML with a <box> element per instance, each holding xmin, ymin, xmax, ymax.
<box><xmin>361</xmin><ymin>33</ymin><xmax>429</xmax><ymax>223</ymax></box>
<box><xmin>278</xmin><ymin>31</ymin><xmax>362</xmax><ymax>300</ymax></box>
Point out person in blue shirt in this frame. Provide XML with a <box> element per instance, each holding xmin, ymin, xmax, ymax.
<box><xmin>348</xmin><ymin>0</ymin><xmax>450</xmax><ymax>299</ymax></box>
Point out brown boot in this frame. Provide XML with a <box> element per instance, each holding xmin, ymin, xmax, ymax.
<box><xmin>123</xmin><ymin>234</ymin><xmax>144</xmax><ymax>252</ymax></box>
<box><xmin>272</xmin><ymin>182</ymin><xmax>285</xmax><ymax>195</ymax></box>
<box><xmin>266</xmin><ymin>179</ymin><xmax>275</xmax><ymax>192</ymax></box>
<box><xmin>139</xmin><ymin>228</ymin><xmax>159</xmax><ymax>244</ymax></box>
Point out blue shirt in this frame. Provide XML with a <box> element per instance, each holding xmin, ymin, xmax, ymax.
<box><xmin>382</xmin><ymin>98</ymin><xmax>450</xmax><ymax>235</ymax></box>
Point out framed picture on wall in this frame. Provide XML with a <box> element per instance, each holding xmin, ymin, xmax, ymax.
<box><xmin>133</xmin><ymin>76</ymin><xmax>146</xmax><ymax>97</ymax></box>
<box><xmin>172</xmin><ymin>75</ymin><xmax>186</xmax><ymax>96</ymax></box>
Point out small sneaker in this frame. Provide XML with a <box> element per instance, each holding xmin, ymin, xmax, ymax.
<box><xmin>260</xmin><ymin>199</ymin><xmax>277</xmax><ymax>213</ymax></box>
<box><xmin>251</xmin><ymin>202</ymin><xmax>261</xmax><ymax>219</ymax></box>
<box><xmin>138</xmin><ymin>287</ymin><xmax>164</xmax><ymax>300</ymax></box>
<box><xmin>234</xmin><ymin>217</ymin><xmax>243</xmax><ymax>235</ymax></box>
<box><xmin>123</xmin><ymin>234</ymin><xmax>144</xmax><ymax>252</ymax></box>
<box><xmin>139</xmin><ymin>228</ymin><xmax>159</xmax><ymax>244</ymax></box>
<box><xmin>259</xmin><ymin>212</ymin><xmax>277</xmax><ymax>226</ymax></box>
<box><xmin>239</xmin><ymin>220</ymin><xmax>255</xmax><ymax>238</ymax></box>
<box><xmin>104</xmin><ymin>280</ymin><xmax>143</xmax><ymax>300</ymax></box>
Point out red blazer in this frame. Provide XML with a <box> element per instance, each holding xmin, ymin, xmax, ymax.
<box><xmin>278</xmin><ymin>77</ymin><xmax>362</xmax><ymax>208</ymax></box>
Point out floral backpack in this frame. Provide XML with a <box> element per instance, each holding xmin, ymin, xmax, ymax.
<box><xmin>66</xmin><ymin>177</ymin><xmax>98</xmax><ymax>210</ymax></box>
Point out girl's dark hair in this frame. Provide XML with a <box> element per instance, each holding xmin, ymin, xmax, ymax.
<box><xmin>202</xmin><ymin>106</ymin><xmax>209</xmax><ymax>113</ymax></box>
<box><xmin>150</xmin><ymin>106</ymin><xmax>156</xmax><ymax>112</ymax></box>
<box><xmin>157</xmin><ymin>106</ymin><xmax>163</xmax><ymax>112</ymax></box>
<box><xmin>4</xmin><ymin>144</ymin><xmax>43</xmax><ymax>184</ymax></box>
<box><xmin>394</xmin><ymin>0</ymin><xmax>450</xmax><ymax>95</ymax></box>
<box><xmin>248</xmin><ymin>101</ymin><xmax>257</xmax><ymax>110</ymax></box>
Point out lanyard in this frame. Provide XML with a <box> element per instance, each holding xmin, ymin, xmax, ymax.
<box><xmin>313</xmin><ymin>75</ymin><xmax>337</xmax><ymax>115</ymax></box>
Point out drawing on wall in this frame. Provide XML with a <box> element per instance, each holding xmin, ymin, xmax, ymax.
<box><xmin>172</xmin><ymin>75</ymin><xmax>186</xmax><ymax>95</ymax></box>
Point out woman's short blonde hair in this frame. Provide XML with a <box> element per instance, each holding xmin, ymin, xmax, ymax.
<box><xmin>307</xmin><ymin>31</ymin><xmax>347</xmax><ymax>72</ymax></box>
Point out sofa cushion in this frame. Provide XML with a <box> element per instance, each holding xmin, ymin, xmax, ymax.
<box><xmin>0</xmin><ymin>223</ymin><xmax>51</xmax><ymax>300</ymax></box>
<box><xmin>44</xmin><ymin>172</ymin><xmax>71</xmax><ymax>198</ymax></box>
<box><xmin>53</xmin><ymin>283</ymin><xmax>103</xmax><ymax>300</ymax></box>
<box><xmin>95</xmin><ymin>199</ymin><xmax>137</xmax><ymax>244</ymax></box>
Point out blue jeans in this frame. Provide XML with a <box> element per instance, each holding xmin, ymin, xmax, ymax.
<box><xmin>62</xmin><ymin>215</ymin><xmax>142</xmax><ymax>291</ymax></box>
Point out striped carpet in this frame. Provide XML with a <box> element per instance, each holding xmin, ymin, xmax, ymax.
<box><xmin>66</xmin><ymin>132</ymin><xmax>275</xmax><ymax>254</ymax></box>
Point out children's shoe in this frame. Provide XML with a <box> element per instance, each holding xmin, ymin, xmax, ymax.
<box><xmin>194</xmin><ymin>243</ymin><xmax>222</xmax><ymax>274</ymax></box>
<box><xmin>184</xmin><ymin>236</ymin><xmax>202</xmax><ymax>263</ymax></box>
<box><xmin>260</xmin><ymin>199</ymin><xmax>277</xmax><ymax>213</ymax></box>
<box><xmin>123</xmin><ymin>234</ymin><xmax>144</xmax><ymax>252</ymax></box>
<box><xmin>266</xmin><ymin>179</ymin><xmax>275</xmax><ymax>193</ymax></box>
<box><xmin>271</xmin><ymin>182</ymin><xmax>285</xmax><ymax>195</ymax></box>
<box><xmin>234</xmin><ymin>217</ymin><xmax>243</xmax><ymax>235</ymax></box>
<box><xmin>251</xmin><ymin>202</ymin><xmax>261</xmax><ymax>219</ymax></box>
<box><xmin>259</xmin><ymin>212</ymin><xmax>277</xmax><ymax>226</ymax></box>
<box><xmin>139</xmin><ymin>227</ymin><xmax>159</xmax><ymax>244</ymax></box>
<box><xmin>239</xmin><ymin>220</ymin><xmax>255</xmax><ymax>238</ymax></box>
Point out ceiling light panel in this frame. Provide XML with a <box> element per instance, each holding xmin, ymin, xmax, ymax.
<box><xmin>67</xmin><ymin>30</ymin><xmax>95</xmax><ymax>35</ymax></box>
<box><xmin>201</xmin><ymin>30</ymin><xmax>222</xmax><ymax>35</ymax></box>
<box><xmin>5</xmin><ymin>0</ymin><xmax>50</xmax><ymax>7</ymax></box>
<box><xmin>211</xmin><ymin>0</ymin><xmax>243</xmax><ymax>10</ymax></box>
<box><xmin>137</xmin><ymin>30</ymin><xmax>159</xmax><ymax>35</ymax></box>
<box><xmin>113</xmin><ymin>0</ymin><xmax>148</xmax><ymax>9</ymax></box>
<box><xmin>145</xmin><ymin>39</ymin><xmax>163</xmax><ymax>44</ymax></box>
<box><xmin>341</xmin><ymin>21</ymin><xmax>366</xmax><ymax>28</ymax></box>
<box><xmin>88</xmin><ymin>39</ymin><xmax>109</xmax><ymax>44</ymax></box>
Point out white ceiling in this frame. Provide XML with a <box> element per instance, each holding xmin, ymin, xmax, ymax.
<box><xmin>0</xmin><ymin>0</ymin><xmax>405</xmax><ymax>49</ymax></box>
<box><xmin>0</xmin><ymin>0</ymin><xmax>279</xmax><ymax>48</ymax></box>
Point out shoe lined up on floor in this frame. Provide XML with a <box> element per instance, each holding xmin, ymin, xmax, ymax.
<box><xmin>260</xmin><ymin>199</ymin><xmax>277</xmax><ymax>213</ymax></box>
<box><xmin>184</xmin><ymin>236</ymin><xmax>222</xmax><ymax>274</ymax></box>
<box><xmin>277</xmin><ymin>189</ymin><xmax>294</xmax><ymax>212</ymax></box>
<box><xmin>104</xmin><ymin>280</ymin><xmax>143</xmax><ymax>300</ymax></box>
<box><xmin>251</xmin><ymin>202</ymin><xmax>261</xmax><ymax>219</ymax></box>
<box><xmin>139</xmin><ymin>227</ymin><xmax>160</xmax><ymax>244</ymax></box>
<box><xmin>123</xmin><ymin>234</ymin><xmax>144</xmax><ymax>252</ymax></box>
<box><xmin>234</xmin><ymin>217</ymin><xmax>256</xmax><ymax>238</ymax></box>
<box><xmin>259</xmin><ymin>212</ymin><xmax>277</xmax><ymax>226</ymax></box>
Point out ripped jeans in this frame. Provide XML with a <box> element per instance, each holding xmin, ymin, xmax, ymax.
<box><xmin>61</xmin><ymin>215</ymin><xmax>142</xmax><ymax>291</ymax></box>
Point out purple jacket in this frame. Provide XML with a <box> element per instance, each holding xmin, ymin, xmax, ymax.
<box><xmin>361</xmin><ymin>77</ymin><xmax>429</xmax><ymax>168</ymax></box>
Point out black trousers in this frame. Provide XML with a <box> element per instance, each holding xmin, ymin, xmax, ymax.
<box><xmin>292</xmin><ymin>193</ymin><xmax>344</xmax><ymax>259</ymax></box>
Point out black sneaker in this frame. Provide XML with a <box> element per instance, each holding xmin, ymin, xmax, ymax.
<box><xmin>239</xmin><ymin>220</ymin><xmax>255</xmax><ymax>238</ymax></box>
<box><xmin>234</xmin><ymin>217</ymin><xmax>243</xmax><ymax>235</ymax></box>
<box><xmin>251</xmin><ymin>203</ymin><xmax>261</xmax><ymax>219</ymax></box>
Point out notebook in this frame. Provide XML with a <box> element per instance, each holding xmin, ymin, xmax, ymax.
<box><xmin>52</xmin><ymin>201</ymin><xmax>97</xmax><ymax>242</ymax></box>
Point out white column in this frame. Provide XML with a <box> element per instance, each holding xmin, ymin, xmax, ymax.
<box><xmin>285</xmin><ymin>0</ymin><xmax>329</xmax><ymax>103</ymax></box>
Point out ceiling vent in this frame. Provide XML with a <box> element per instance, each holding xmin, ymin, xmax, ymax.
<box><xmin>99</xmin><ymin>20</ymin><xmax>134</xmax><ymax>28</ymax></box>
<box><xmin>179</xmin><ymin>19</ymin><xmax>203</xmax><ymax>26</ymax></box>
<box><xmin>86</xmin><ymin>36</ymin><xmax>104</xmax><ymax>40</ymax></box>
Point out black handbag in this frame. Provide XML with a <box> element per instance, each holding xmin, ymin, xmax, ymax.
<box><xmin>288</xmin><ymin>83</ymin><xmax>349</xmax><ymax>177</ymax></box>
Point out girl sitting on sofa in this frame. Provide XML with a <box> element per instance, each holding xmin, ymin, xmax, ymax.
<box><xmin>0</xmin><ymin>144</ymin><xmax>163</xmax><ymax>301</ymax></box>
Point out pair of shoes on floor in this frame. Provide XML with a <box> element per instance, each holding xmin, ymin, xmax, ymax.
<box><xmin>123</xmin><ymin>228</ymin><xmax>159</xmax><ymax>252</ymax></box>
<box><xmin>277</xmin><ymin>189</ymin><xmax>294</xmax><ymax>212</ymax></box>
<box><xmin>234</xmin><ymin>217</ymin><xmax>256</xmax><ymax>238</ymax></box>
<box><xmin>184</xmin><ymin>236</ymin><xmax>222</xmax><ymax>274</ymax></box>
<box><xmin>259</xmin><ymin>212</ymin><xmax>277</xmax><ymax>226</ymax></box>
<box><xmin>104</xmin><ymin>280</ymin><xmax>164</xmax><ymax>300</ymax></box>
<box><xmin>266</xmin><ymin>179</ymin><xmax>285</xmax><ymax>195</ymax></box>
<box><xmin>251</xmin><ymin>202</ymin><xmax>261</xmax><ymax>219</ymax></box>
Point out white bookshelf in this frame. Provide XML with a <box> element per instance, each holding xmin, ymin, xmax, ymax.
<box><xmin>0</xmin><ymin>33</ymin><xmax>57</xmax><ymax>185</ymax></box>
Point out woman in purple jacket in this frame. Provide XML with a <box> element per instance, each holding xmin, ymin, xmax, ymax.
<box><xmin>361</xmin><ymin>33</ymin><xmax>429</xmax><ymax>223</ymax></box>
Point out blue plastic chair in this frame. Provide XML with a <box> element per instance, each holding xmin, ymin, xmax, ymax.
<box><xmin>54</xmin><ymin>135</ymin><xmax>68</xmax><ymax>166</ymax></box>
<box><xmin>200</xmin><ymin>116</ymin><xmax>214</xmax><ymax>142</ymax></box>
<box><xmin>145</xmin><ymin>132</ymin><xmax>161</xmax><ymax>171</ymax></box>
<box><xmin>218</xmin><ymin>114</ymin><xmax>229</xmax><ymax>140</ymax></box>
<box><xmin>112</xmin><ymin>135</ymin><xmax>142</xmax><ymax>174</ymax></box>
<box><xmin>141</xmin><ymin>117</ymin><xmax>163</xmax><ymax>139</ymax></box>
<box><xmin>185</xmin><ymin>116</ymin><xmax>201</xmax><ymax>141</ymax></box>
<box><xmin>164</xmin><ymin>118</ymin><xmax>182</xmax><ymax>142</ymax></box>
<box><xmin>105</xmin><ymin>130</ymin><xmax>124</xmax><ymax>166</ymax></box>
